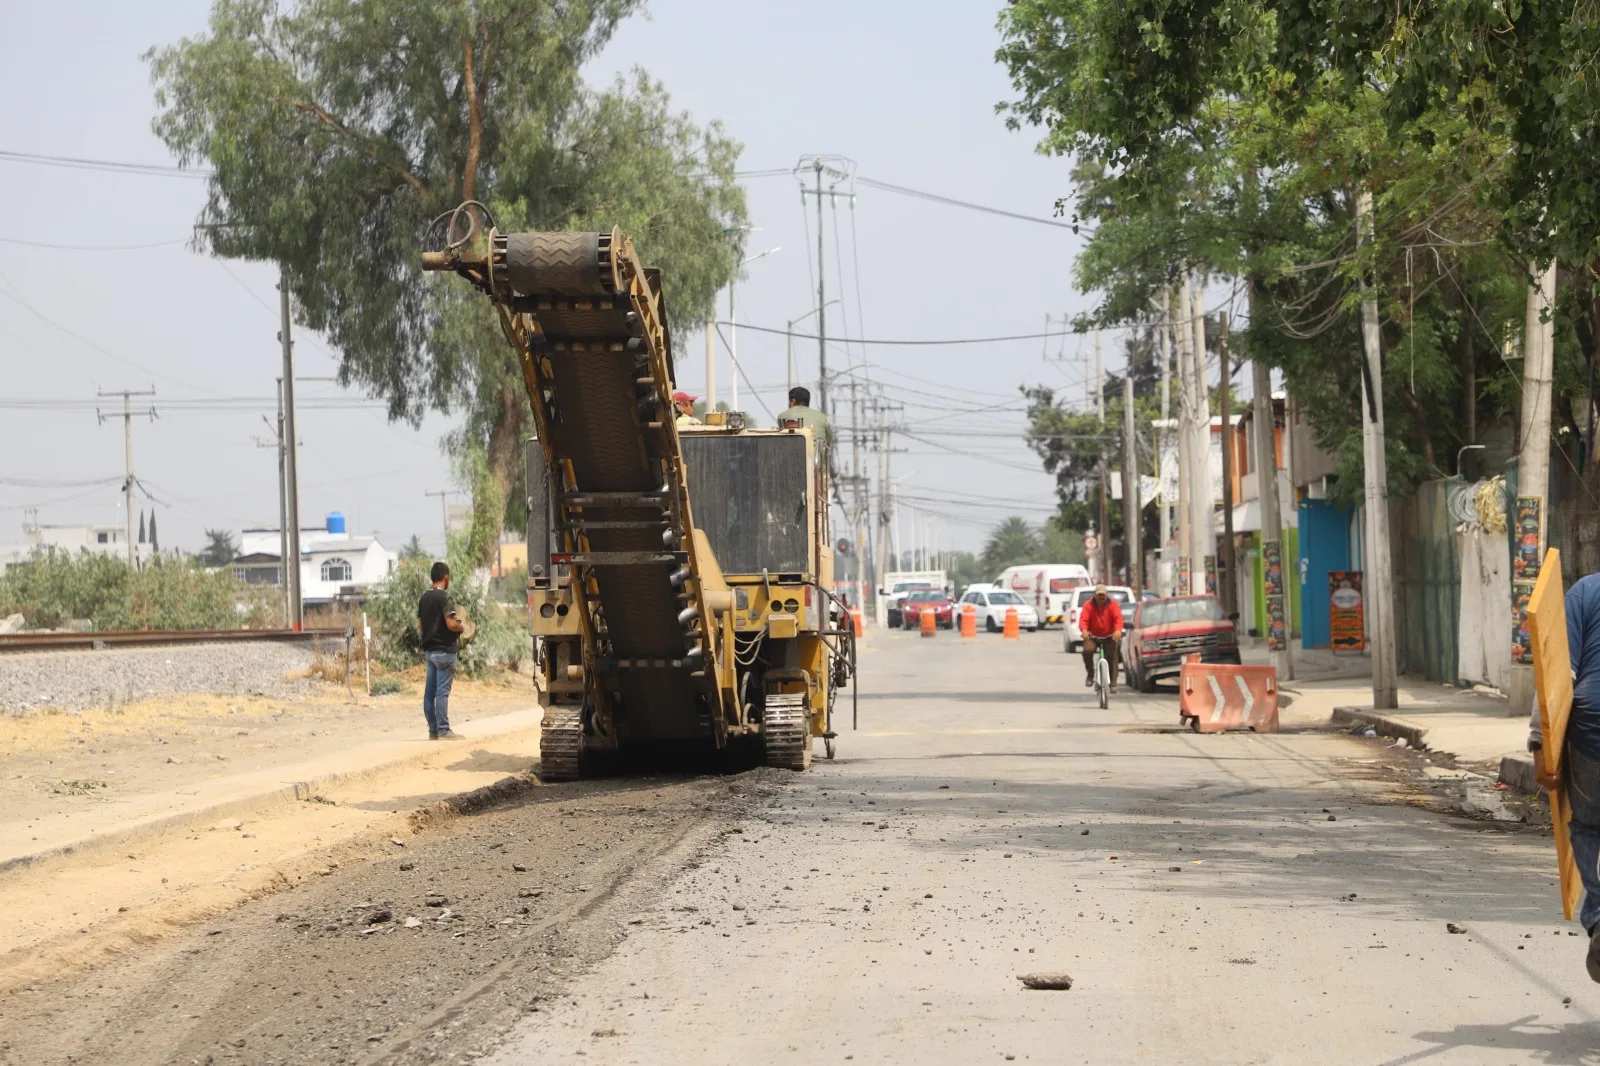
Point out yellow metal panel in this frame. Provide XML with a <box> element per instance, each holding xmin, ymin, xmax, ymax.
<box><xmin>1530</xmin><ymin>548</ymin><xmax>1581</xmax><ymax>920</ymax></box>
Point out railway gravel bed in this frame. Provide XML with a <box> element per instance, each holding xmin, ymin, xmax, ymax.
<box><xmin>0</xmin><ymin>639</ymin><xmax>323</xmax><ymax>714</ymax></box>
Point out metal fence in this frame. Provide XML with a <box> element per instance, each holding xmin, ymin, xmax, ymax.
<box><xmin>1392</xmin><ymin>477</ymin><xmax>1461</xmax><ymax>683</ymax></box>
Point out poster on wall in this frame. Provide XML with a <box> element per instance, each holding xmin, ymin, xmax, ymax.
<box><xmin>1329</xmin><ymin>570</ymin><xmax>1366</xmax><ymax>652</ymax></box>
<box><xmin>1262</xmin><ymin>540</ymin><xmax>1285</xmax><ymax>599</ymax></box>
<box><xmin>1177</xmin><ymin>556</ymin><xmax>1190</xmax><ymax>596</ymax></box>
<box><xmin>1204</xmin><ymin>556</ymin><xmax>1218</xmax><ymax>597</ymax></box>
<box><xmin>1512</xmin><ymin>580</ymin><xmax>1534</xmax><ymax>664</ymax></box>
<box><xmin>1266</xmin><ymin>593</ymin><xmax>1288</xmax><ymax>651</ymax></box>
<box><xmin>1514</xmin><ymin>496</ymin><xmax>1543</xmax><ymax>583</ymax></box>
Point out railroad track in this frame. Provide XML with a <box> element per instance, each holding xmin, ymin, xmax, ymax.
<box><xmin>0</xmin><ymin>628</ymin><xmax>345</xmax><ymax>654</ymax></box>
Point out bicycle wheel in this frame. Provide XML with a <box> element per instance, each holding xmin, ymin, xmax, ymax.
<box><xmin>1096</xmin><ymin>654</ymin><xmax>1110</xmax><ymax>710</ymax></box>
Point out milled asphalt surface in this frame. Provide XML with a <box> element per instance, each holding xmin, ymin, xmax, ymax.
<box><xmin>484</xmin><ymin>628</ymin><xmax>1596</xmax><ymax>1066</ymax></box>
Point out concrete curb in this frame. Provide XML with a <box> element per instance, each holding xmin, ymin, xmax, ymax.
<box><xmin>0</xmin><ymin>713</ymin><xmax>544</xmax><ymax>880</ymax></box>
<box><xmin>1498</xmin><ymin>753</ymin><xmax>1540</xmax><ymax>795</ymax></box>
<box><xmin>1329</xmin><ymin>706</ymin><xmax>1429</xmax><ymax>750</ymax></box>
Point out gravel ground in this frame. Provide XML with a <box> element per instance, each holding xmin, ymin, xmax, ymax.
<box><xmin>0</xmin><ymin>640</ymin><xmax>322</xmax><ymax>713</ymax></box>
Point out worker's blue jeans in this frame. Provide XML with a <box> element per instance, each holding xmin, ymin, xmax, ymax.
<box><xmin>423</xmin><ymin>650</ymin><xmax>457</xmax><ymax>737</ymax></box>
<box><xmin>1567</xmin><ymin>745</ymin><xmax>1600</xmax><ymax>933</ymax></box>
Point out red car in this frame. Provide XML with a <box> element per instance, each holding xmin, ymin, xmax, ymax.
<box><xmin>900</xmin><ymin>589</ymin><xmax>955</xmax><ymax>630</ymax></box>
<box><xmin>1120</xmin><ymin>595</ymin><xmax>1241</xmax><ymax>692</ymax></box>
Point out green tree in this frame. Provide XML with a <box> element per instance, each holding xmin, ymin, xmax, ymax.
<box><xmin>148</xmin><ymin>0</ymin><xmax>748</xmax><ymax>562</ymax></box>
<box><xmin>400</xmin><ymin>534</ymin><xmax>428</xmax><ymax>561</ymax></box>
<box><xmin>148</xmin><ymin>511</ymin><xmax>159</xmax><ymax>553</ymax></box>
<box><xmin>200</xmin><ymin>528</ymin><xmax>238</xmax><ymax>567</ymax></box>
<box><xmin>137</xmin><ymin>511</ymin><xmax>146</xmax><ymax>544</ymax></box>
<box><xmin>980</xmin><ymin>517</ymin><xmax>1042</xmax><ymax>576</ymax></box>
<box><xmin>994</xmin><ymin>0</ymin><xmax>1564</xmax><ymax>510</ymax></box>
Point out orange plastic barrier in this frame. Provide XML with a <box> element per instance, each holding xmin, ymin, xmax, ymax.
<box><xmin>1178</xmin><ymin>656</ymin><xmax>1279</xmax><ymax>732</ymax></box>
<box><xmin>850</xmin><ymin>606</ymin><xmax>864</xmax><ymax>638</ymax></box>
<box><xmin>1003</xmin><ymin>607</ymin><xmax>1020</xmax><ymax>640</ymax></box>
<box><xmin>960</xmin><ymin>603</ymin><xmax>977</xmax><ymax>638</ymax></box>
<box><xmin>920</xmin><ymin>609</ymin><xmax>936</xmax><ymax>638</ymax></box>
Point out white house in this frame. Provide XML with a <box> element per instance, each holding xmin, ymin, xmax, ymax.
<box><xmin>0</xmin><ymin>522</ymin><xmax>150</xmax><ymax>571</ymax></box>
<box><xmin>231</xmin><ymin>513</ymin><xmax>398</xmax><ymax>605</ymax></box>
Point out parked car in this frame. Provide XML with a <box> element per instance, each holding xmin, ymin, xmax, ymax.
<box><xmin>884</xmin><ymin>580</ymin><xmax>937</xmax><ymax>627</ymax></box>
<box><xmin>1120</xmin><ymin>594</ymin><xmax>1241</xmax><ymax>692</ymax></box>
<box><xmin>956</xmin><ymin>587</ymin><xmax>1041</xmax><ymax>632</ymax></box>
<box><xmin>1062</xmin><ymin>585</ymin><xmax>1135</xmax><ymax>652</ymax></box>
<box><xmin>992</xmin><ymin>564</ymin><xmax>1092</xmax><ymax>626</ymax></box>
<box><xmin>900</xmin><ymin>589</ymin><xmax>955</xmax><ymax>630</ymax></box>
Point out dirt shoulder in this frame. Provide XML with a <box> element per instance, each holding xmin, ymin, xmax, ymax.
<box><xmin>1</xmin><ymin>664</ymin><xmax>541</xmax><ymax>857</ymax></box>
<box><xmin>0</xmin><ymin>772</ymin><xmax>770</xmax><ymax>1066</ymax></box>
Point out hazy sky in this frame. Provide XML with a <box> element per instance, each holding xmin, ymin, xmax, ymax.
<box><xmin>0</xmin><ymin>1</ymin><xmax>1121</xmax><ymax>557</ymax></box>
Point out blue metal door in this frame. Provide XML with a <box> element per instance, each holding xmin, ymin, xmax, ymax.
<box><xmin>1298</xmin><ymin>500</ymin><xmax>1352</xmax><ymax>649</ymax></box>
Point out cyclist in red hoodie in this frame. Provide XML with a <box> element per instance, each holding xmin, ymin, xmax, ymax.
<box><xmin>1079</xmin><ymin>584</ymin><xmax>1125</xmax><ymax>691</ymax></box>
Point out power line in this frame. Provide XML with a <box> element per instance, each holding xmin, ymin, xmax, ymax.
<box><xmin>0</xmin><ymin>149</ymin><xmax>209</xmax><ymax>179</ymax></box>
<box><xmin>0</xmin><ymin>235</ymin><xmax>189</xmax><ymax>251</ymax></box>
<box><xmin>855</xmin><ymin>176</ymin><xmax>1076</xmax><ymax>230</ymax></box>
<box><xmin>720</xmin><ymin>320</ymin><xmax>1132</xmax><ymax>347</ymax></box>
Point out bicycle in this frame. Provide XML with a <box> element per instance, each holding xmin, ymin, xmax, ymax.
<box><xmin>1087</xmin><ymin>634</ymin><xmax>1119</xmax><ymax>710</ymax></box>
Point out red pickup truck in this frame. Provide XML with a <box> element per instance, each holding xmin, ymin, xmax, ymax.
<box><xmin>1120</xmin><ymin>595</ymin><xmax>1241</xmax><ymax>692</ymax></box>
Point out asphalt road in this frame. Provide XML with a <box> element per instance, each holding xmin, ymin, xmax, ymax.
<box><xmin>5</xmin><ymin>627</ymin><xmax>1591</xmax><ymax>1065</ymax></box>
<box><xmin>487</xmin><ymin>628</ymin><xmax>1593</xmax><ymax>1066</ymax></box>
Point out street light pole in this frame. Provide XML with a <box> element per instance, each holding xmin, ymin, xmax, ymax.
<box><xmin>786</xmin><ymin>299</ymin><xmax>840</xmax><ymax>394</ymax></box>
<box><xmin>728</xmin><ymin>246</ymin><xmax>779</xmax><ymax>413</ymax></box>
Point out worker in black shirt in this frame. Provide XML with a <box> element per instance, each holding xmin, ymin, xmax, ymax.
<box><xmin>418</xmin><ymin>561</ymin><xmax>466</xmax><ymax>739</ymax></box>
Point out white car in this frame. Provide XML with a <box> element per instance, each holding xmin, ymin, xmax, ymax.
<box><xmin>956</xmin><ymin>587</ymin><xmax>1041</xmax><ymax>632</ymax></box>
<box><xmin>1063</xmin><ymin>585</ymin><xmax>1135</xmax><ymax>652</ymax></box>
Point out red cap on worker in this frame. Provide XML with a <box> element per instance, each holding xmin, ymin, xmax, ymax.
<box><xmin>672</xmin><ymin>391</ymin><xmax>697</xmax><ymax>404</ymax></box>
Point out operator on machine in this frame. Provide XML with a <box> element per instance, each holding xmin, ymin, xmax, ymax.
<box><xmin>673</xmin><ymin>390</ymin><xmax>701</xmax><ymax>426</ymax></box>
<box><xmin>1079</xmin><ymin>583</ymin><xmax>1124</xmax><ymax>691</ymax></box>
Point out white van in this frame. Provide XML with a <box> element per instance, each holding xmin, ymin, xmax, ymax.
<box><xmin>992</xmin><ymin>564</ymin><xmax>1093</xmax><ymax>626</ymax></box>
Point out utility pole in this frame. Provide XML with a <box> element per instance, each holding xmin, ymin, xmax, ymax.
<box><xmin>1252</xmin><ymin>281</ymin><xmax>1293</xmax><ymax>680</ymax></box>
<box><xmin>1094</xmin><ymin>329</ymin><xmax>1108</xmax><ymax>580</ymax></box>
<box><xmin>1173</xmin><ymin>284</ymin><xmax>1193</xmax><ymax>595</ymax></box>
<box><xmin>425</xmin><ymin>489</ymin><xmax>463</xmax><ymax>549</ymax></box>
<box><xmin>96</xmin><ymin>387</ymin><xmax>156</xmax><ymax>567</ymax></box>
<box><xmin>1355</xmin><ymin>190</ymin><xmax>1397</xmax><ymax>709</ymax></box>
<box><xmin>729</xmin><ymin>286</ymin><xmax>739</xmax><ymax>412</ymax></box>
<box><xmin>1156</xmin><ymin>291</ymin><xmax>1173</xmax><ymax>594</ymax></box>
<box><xmin>1512</xmin><ymin>257</ymin><xmax>1558</xmax><ymax>715</ymax></box>
<box><xmin>1094</xmin><ymin>329</ymin><xmax>1104</xmax><ymax>421</ymax></box>
<box><xmin>705</xmin><ymin>322</ymin><xmax>716</xmax><ymax>411</ymax></box>
<box><xmin>1218</xmin><ymin>313</ymin><xmax>1237</xmax><ymax>614</ymax></box>
<box><xmin>1185</xmin><ymin>273</ymin><xmax>1215</xmax><ymax>595</ymax></box>
<box><xmin>254</xmin><ymin>382</ymin><xmax>290</xmax><ymax>625</ymax></box>
<box><xmin>1123</xmin><ymin>372</ymin><xmax>1142</xmax><ymax>593</ymax></box>
<box><xmin>279</xmin><ymin>267</ymin><xmax>304</xmax><ymax>629</ymax></box>
<box><xmin>814</xmin><ymin>160</ymin><xmax>828</xmax><ymax>415</ymax></box>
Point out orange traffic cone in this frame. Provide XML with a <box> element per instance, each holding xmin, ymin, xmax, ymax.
<box><xmin>920</xmin><ymin>609</ymin><xmax>936</xmax><ymax>638</ymax></box>
<box><xmin>850</xmin><ymin>606</ymin><xmax>864</xmax><ymax>638</ymax></box>
<box><xmin>960</xmin><ymin>603</ymin><xmax>977</xmax><ymax>638</ymax></box>
<box><xmin>1003</xmin><ymin>607</ymin><xmax>1020</xmax><ymax>640</ymax></box>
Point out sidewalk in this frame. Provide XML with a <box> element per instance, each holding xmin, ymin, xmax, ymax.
<box><xmin>1244</xmin><ymin>640</ymin><xmax>1531</xmax><ymax>781</ymax></box>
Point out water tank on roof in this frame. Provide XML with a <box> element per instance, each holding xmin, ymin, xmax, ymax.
<box><xmin>326</xmin><ymin>511</ymin><xmax>346</xmax><ymax>535</ymax></box>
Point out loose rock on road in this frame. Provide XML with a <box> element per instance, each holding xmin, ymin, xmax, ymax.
<box><xmin>2</xmin><ymin>627</ymin><xmax>1592</xmax><ymax>1065</ymax></box>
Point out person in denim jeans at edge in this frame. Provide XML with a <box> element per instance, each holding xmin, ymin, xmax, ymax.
<box><xmin>418</xmin><ymin>561</ymin><xmax>465</xmax><ymax>740</ymax></box>
<box><xmin>1530</xmin><ymin>572</ymin><xmax>1600</xmax><ymax>981</ymax></box>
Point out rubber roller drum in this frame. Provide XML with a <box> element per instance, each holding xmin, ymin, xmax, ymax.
<box><xmin>502</xmin><ymin>231</ymin><xmax>613</xmax><ymax>297</ymax></box>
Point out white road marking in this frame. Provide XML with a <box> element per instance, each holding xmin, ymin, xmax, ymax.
<box><xmin>1207</xmin><ymin>675</ymin><xmax>1226</xmax><ymax>723</ymax></box>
